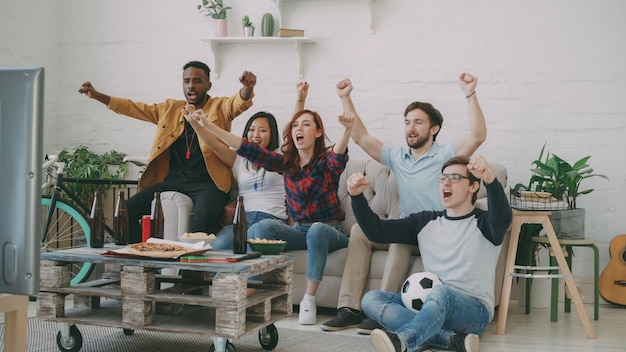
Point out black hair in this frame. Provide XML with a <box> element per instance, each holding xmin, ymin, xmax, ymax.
<box><xmin>182</xmin><ymin>61</ymin><xmax>211</xmax><ymax>81</ymax></box>
<box><xmin>242</xmin><ymin>112</ymin><xmax>281</xmax><ymax>189</ymax></box>
<box><xmin>242</xmin><ymin>112</ymin><xmax>281</xmax><ymax>151</ymax></box>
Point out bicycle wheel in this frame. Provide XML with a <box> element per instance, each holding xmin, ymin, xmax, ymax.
<box><xmin>41</xmin><ymin>197</ymin><xmax>95</xmax><ymax>285</ymax></box>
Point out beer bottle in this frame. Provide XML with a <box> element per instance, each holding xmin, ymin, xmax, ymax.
<box><xmin>113</xmin><ymin>191</ymin><xmax>129</xmax><ymax>245</ymax></box>
<box><xmin>232</xmin><ymin>195</ymin><xmax>248</xmax><ymax>254</ymax></box>
<box><xmin>150</xmin><ymin>192</ymin><xmax>165</xmax><ymax>239</ymax></box>
<box><xmin>89</xmin><ymin>191</ymin><xmax>105</xmax><ymax>248</ymax></box>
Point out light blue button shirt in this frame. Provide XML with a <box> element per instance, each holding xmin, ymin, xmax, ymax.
<box><xmin>381</xmin><ymin>142</ymin><xmax>456</xmax><ymax>217</ymax></box>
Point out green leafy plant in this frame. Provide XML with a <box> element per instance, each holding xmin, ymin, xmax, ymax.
<box><xmin>197</xmin><ymin>0</ymin><xmax>231</xmax><ymax>20</ymax></box>
<box><xmin>514</xmin><ymin>143</ymin><xmax>608</xmax><ymax>210</ymax></box>
<box><xmin>513</xmin><ymin>143</ymin><xmax>608</xmax><ymax>270</ymax></box>
<box><xmin>56</xmin><ymin>146</ymin><xmax>128</xmax><ymax>207</ymax></box>
<box><xmin>242</xmin><ymin>15</ymin><xmax>254</xmax><ymax>28</ymax></box>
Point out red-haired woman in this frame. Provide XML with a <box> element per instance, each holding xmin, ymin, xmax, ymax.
<box><xmin>185</xmin><ymin>81</ymin><xmax>354</xmax><ymax>325</ymax></box>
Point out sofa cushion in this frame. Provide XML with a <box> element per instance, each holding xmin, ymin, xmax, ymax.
<box><xmin>338</xmin><ymin>159</ymin><xmax>401</xmax><ymax>235</ymax></box>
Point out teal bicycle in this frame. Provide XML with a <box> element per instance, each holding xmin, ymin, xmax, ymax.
<box><xmin>41</xmin><ymin>155</ymin><xmax>137</xmax><ymax>285</ymax></box>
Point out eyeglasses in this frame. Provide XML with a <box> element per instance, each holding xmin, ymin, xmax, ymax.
<box><xmin>437</xmin><ymin>173</ymin><xmax>470</xmax><ymax>183</ymax></box>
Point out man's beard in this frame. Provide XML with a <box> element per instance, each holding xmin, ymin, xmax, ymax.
<box><xmin>406</xmin><ymin>134</ymin><xmax>429</xmax><ymax>149</ymax></box>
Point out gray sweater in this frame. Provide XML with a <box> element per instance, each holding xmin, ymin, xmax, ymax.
<box><xmin>351</xmin><ymin>179</ymin><xmax>512</xmax><ymax>320</ymax></box>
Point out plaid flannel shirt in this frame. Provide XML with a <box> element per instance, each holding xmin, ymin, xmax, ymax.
<box><xmin>237</xmin><ymin>139</ymin><xmax>347</xmax><ymax>223</ymax></box>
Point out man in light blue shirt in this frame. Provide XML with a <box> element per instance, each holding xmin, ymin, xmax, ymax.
<box><xmin>321</xmin><ymin>73</ymin><xmax>487</xmax><ymax>333</ymax></box>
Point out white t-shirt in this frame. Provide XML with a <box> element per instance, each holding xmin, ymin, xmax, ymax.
<box><xmin>233</xmin><ymin>155</ymin><xmax>287</xmax><ymax>220</ymax></box>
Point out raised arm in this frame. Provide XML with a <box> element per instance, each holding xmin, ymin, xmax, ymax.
<box><xmin>454</xmin><ymin>72</ymin><xmax>487</xmax><ymax>157</ymax></box>
<box><xmin>294</xmin><ymin>81</ymin><xmax>309</xmax><ymax>116</ymax></box>
<box><xmin>183</xmin><ymin>105</ymin><xmax>236</xmax><ymax>166</ymax></box>
<box><xmin>468</xmin><ymin>156</ymin><xmax>513</xmax><ymax>245</ymax></box>
<box><xmin>78</xmin><ymin>81</ymin><xmax>111</xmax><ymax>106</ymax></box>
<box><xmin>238</xmin><ymin>71</ymin><xmax>256</xmax><ymax>101</ymax></box>
<box><xmin>185</xmin><ymin>109</ymin><xmax>243</xmax><ymax>151</ymax></box>
<box><xmin>336</xmin><ymin>78</ymin><xmax>383</xmax><ymax>162</ymax></box>
<box><xmin>333</xmin><ymin>110</ymin><xmax>355</xmax><ymax>155</ymax></box>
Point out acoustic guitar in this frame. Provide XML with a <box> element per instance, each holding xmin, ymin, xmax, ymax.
<box><xmin>599</xmin><ymin>234</ymin><xmax>626</xmax><ymax>305</ymax></box>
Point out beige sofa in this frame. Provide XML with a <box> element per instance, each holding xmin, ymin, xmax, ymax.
<box><xmin>161</xmin><ymin>158</ymin><xmax>510</xmax><ymax>309</ymax></box>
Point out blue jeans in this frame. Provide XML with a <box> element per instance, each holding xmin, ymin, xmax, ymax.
<box><xmin>362</xmin><ymin>285</ymin><xmax>490</xmax><ymax>351</ymax></box>
<box><xmin>248</xmin><ymin>219</ymin><xmax>348</xmax><ymax>282</ymax></box>
<box><xmin>211</xmin><ymin>211</ymin><xmax>286</xmax><ymax>250</ymax></box>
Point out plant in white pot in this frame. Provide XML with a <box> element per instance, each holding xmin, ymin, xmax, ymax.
<box><xmin>241</xmin><ymin>15</ymin><xmax>254</xmax><ymax>37</ymax></box>
<box><xmin>197</xmin><ymin>0</ymin><xmax>232</xmax><ymax>37</ymax></box>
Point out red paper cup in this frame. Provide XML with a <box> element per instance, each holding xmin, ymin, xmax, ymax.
<box><xmin>141</xmin><ymin>215</ymin><xmax>151</xmax><ymax>242</ymax></box>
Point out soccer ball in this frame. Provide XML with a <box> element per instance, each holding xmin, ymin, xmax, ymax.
<box><xmin>400</xmin><ymin>272</ymin><xmax>442</xmax><ymax>313</ymax></box>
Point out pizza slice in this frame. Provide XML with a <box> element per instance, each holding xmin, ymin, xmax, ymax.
<box><xmin>126</xmin><ymin>242</ymin><xmax>189</xmax><ymax>258</ymax></box>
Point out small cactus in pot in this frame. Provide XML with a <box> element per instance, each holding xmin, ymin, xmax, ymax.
<box><xmin>261</xmin><ymin>12</ymin><xmax>274</xmax><ymax>37</ymax></box>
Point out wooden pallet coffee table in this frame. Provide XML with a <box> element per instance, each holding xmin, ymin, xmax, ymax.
<box><xmin>38</xmin><ymin>246</ymin><xmax>293</xmax><ymax>352</ymax></box>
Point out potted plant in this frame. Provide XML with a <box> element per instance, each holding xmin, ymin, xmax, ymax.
<box><xmin>197</xmin><ymin>0</ymin><xmax>231</xmax><ymax>37</ymax></box>
<box><xmin>241</xmin><ymin>15</ymin><xmax>254</xmax><ymax>37</ymax></box>
<box><xmin>101</xmin><ymin>150</ymin><xmax>129</xmax><ymax>179</ymax></box>
<box><xmin>512</xmin><ymin>143</ymin><xmax>608</xmax><ymax>303</ymax></box>
<box><xmin>56</xmin><ymin>146</ymin><xmax>128</xmax><ymax>209</ymax></box>
<box><xmin>512</xmin><ymin>144</ymin><xmax>608</xmax><ymax>265</ymax></box>
<box><xmin>513</xmin><ymin>142</ymin><xmax>608</xmax><ymax>239</ymax></box>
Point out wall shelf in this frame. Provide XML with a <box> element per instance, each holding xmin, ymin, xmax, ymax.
<box><xmin>202</xmin><ymin>37</ymin><xmax>316</xmax><ymax>79</ymax></box>
<box><xmin>271</xmin><ymin>0</ymin><xmax>378</xmax><ymax>34</ymax></box>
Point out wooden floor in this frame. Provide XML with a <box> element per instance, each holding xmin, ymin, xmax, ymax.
<box><xmin>276</xmin><ymin>302</ymin><xmax>625</xmax><ymax>351</ymax></box>
<box><xmin>3</xmin><ymin>298</ymin><xmax>624</xmax><ymax>351</ymax></box>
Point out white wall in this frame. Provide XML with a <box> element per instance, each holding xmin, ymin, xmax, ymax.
<box><xmin>3</xmin><ymin>0</ymin><xmax>625</xmax><ymax>283</ymax></box>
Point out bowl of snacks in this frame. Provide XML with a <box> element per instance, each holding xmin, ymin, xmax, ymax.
<box><xmin>247</xmin><ymin>238</ymin><xmax>287</xmax><ymax>255</ymax></box>
<box><xmin>178</xmin><ymin>232</ymin><xmax>217</xmax><ymax>245</ymax></box>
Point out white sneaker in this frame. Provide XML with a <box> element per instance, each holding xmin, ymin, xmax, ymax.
<box><xmin>464</xmin><ymin>333</ymin><xmax>480</xmax><ymax>352</ymax></box>
<box><xmin>298</xmin><ymin>299</ymin><xmax>317</xmax><ymax>325</ymax></box>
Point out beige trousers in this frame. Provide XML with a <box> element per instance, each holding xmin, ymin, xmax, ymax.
<box><xmin>337</xmin><ymin>223</ymin><xmax>414</xmax><ymax>311</ymax></box>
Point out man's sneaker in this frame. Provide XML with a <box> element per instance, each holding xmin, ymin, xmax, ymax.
<box><xmin>370</xmin><ymin>328</ymin><xmax>405</xmax><ymax>352</ymax></box>
<box><xmin>450</xmin><ymin>333</ymin><xmax>480</xmax><ymax>352</ymax></box>
<box><xmin>298</xmin><ymin>299</ymin><xmax>317</xmax><ymax>325</ymax></box>
<box><xmin>320</xmin><ymin>307</ymin><xmax>363</xmax><ymax>331</ymax></box>
<box><xmin>357</xmin><ymin>317</ymin><xmax>383</xmax><ymax>335</ymax></box>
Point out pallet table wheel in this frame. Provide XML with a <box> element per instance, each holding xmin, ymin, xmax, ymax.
<box><xmin>259</xmin><ymin>324</ymin><xmax>279</xmax><ymax>350</ymax></box>
<box><xmin>209</xmin><ymin>337</ymin><xmax>237</xmax><ymax>352</ymax></box>
<box><xmin>123</xmin><ymin>328</ymin><xmax>134</xmax><ymax>336</ymax></box>
<box><xmin>56</xmin><ymin>324</ymin><xmax>83</xmax><ymax>352</ymax></box>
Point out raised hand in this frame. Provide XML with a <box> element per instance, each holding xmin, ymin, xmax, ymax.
<box><xmin>336</xmin><ymin>78</ymin><xmax>353</xmax><ymax>98</ymax></box>
<box><xmin>458</xmin><ymin>72</ymin><xmax>478</xmax><ymax>97</ymax></box>
<box><xmin>78</xmin><ymin>81</ymin><xmax>98</xmax><ymax>99</ymax></box>
<box><xmin>338</xmin><ymin>110</ymin><xmax>356</xmax><ymax>129</ymax></box>
<box><xmin>77</xmin><ymin>81</ymin><xmax>110</xmax><ymax>105</ymax></box>
<box><xmin>239</xmin><ymin>71</ymin><xmax>257</xmax><ymax>89</ymax></box>
<box><xmin>296</xmin><ymin>81</ymin><xmax>309</xmax><ymax>102</ymax></box>
<box><xmin>468</xmin><ymin>156</ymin><xmax>495</xmax><ymax>184</ymax></box>
<box><xmin>184</xmin><ymin>108</ymin><xmax>210</xmax><ymax>129</ymax></box>
<box><xmin>347</xmin><ymin>172</ymin><xmax>371</xmax><ymax>196</ymax></box>
<box><xmin>182</xmin><ymin>104</ymin><xmax>195</xmax><ymax>118</ymax></box>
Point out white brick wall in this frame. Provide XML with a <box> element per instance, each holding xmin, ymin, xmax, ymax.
<box><xmin>3</xmin><ymin>0</ymin><xmax>625</xmax><ymax>287</ymax></box>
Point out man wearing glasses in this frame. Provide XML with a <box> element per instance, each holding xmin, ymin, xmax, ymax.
<box><xmin>322</xmin><ymin>74</ymin><xmax>486</xmax><ymax>333</ymax></box>
<box><xmin>349</xmin><ymin>156</ymin><xmax>512</xmax><ymax>352</ymax></box>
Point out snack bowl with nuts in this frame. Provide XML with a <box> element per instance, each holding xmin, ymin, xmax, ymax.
<box><xmin>247</xmin><ymin>238</ymin><xmax>287</xmax><ymax>255</ymax></box>
<box><xmin>178</xmin><ymin>232</ymin><xmax>217</xmax><ymax>245</ymax></box>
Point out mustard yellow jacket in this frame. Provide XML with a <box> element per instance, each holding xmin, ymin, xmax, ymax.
<box><xmin>108</xmin><ymin>93</ymin><xmax>253</xmax><ymax>193</ymax></box>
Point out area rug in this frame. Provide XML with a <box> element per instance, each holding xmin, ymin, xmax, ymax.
<box><xmin>1</xmin><ymin>318</ymin><xmax>375</xmax><ymax>352</ymax></box>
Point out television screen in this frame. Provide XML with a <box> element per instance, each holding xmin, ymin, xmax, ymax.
<box><xmin>0</xmin><ymin>67</ymin><xmax>44</xmax><ymax>295</ymax></box>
